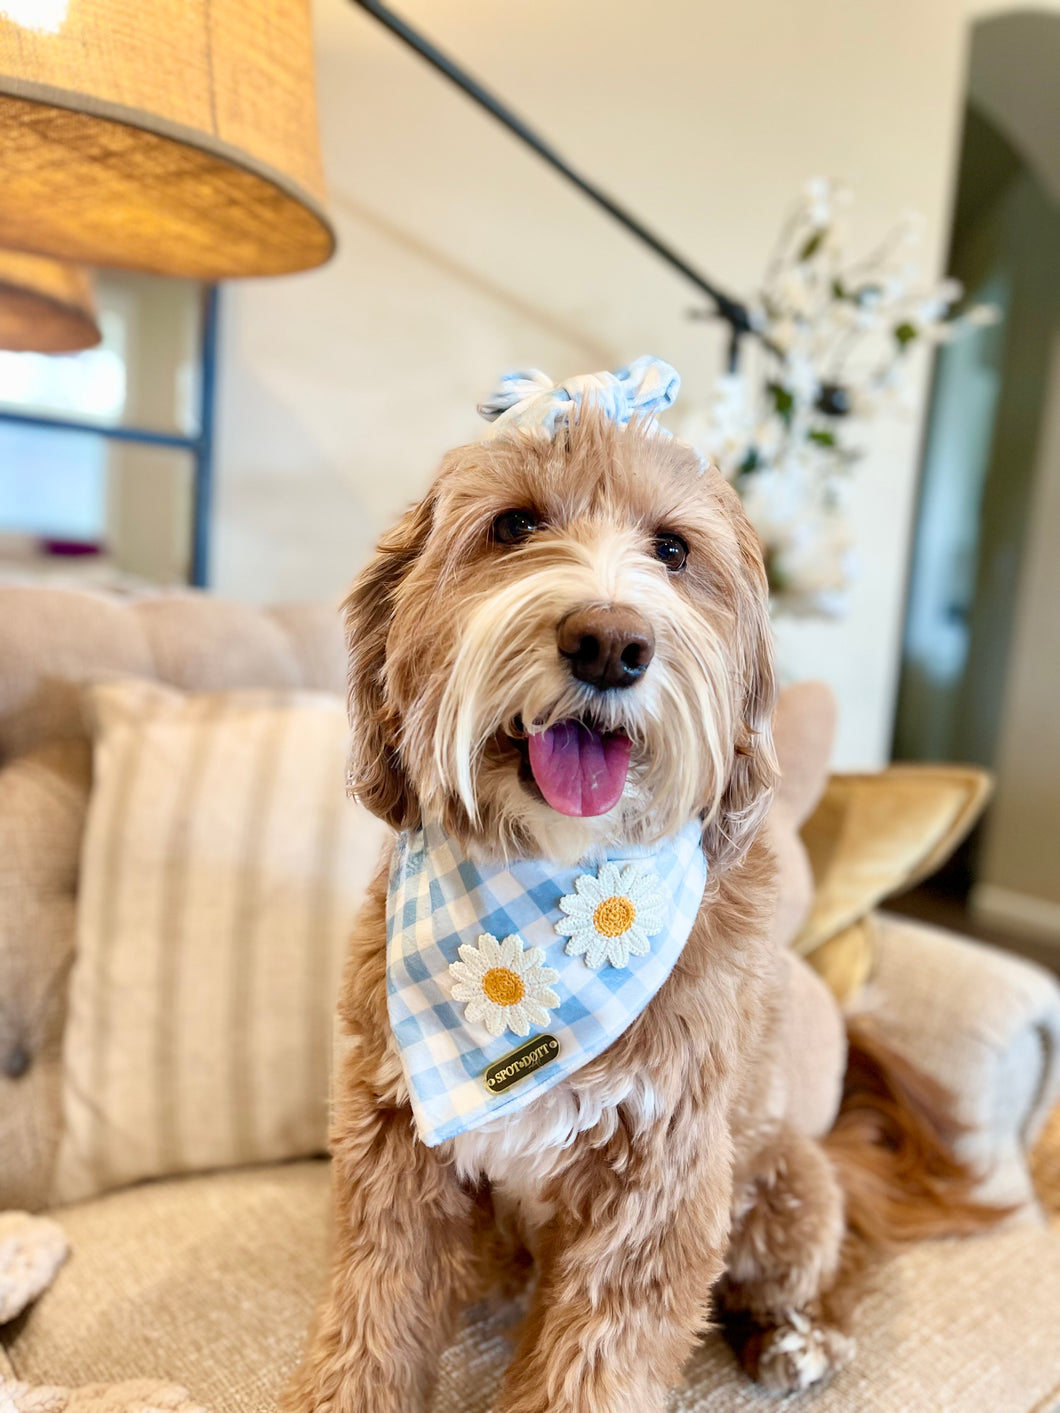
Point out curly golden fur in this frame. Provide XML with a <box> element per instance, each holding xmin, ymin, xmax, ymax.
<box><xmin>285</xmin><ymin>413</ymin><xmax>999</xmax><ymax>1413</ymax></box>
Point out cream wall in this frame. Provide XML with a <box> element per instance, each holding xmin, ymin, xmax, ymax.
<box><xmin>213</xmin><ymin>0</ymin><xmax>979</xmax><ymax>767</ymax></box>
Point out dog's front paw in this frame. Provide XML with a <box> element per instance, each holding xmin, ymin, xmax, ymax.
<box><xmin>753</xmin><ymin>1311</ymin><xmax>855</xmax><ymax>1394</ymax></box>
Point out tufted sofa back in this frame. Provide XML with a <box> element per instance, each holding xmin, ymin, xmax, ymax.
<box><xmin>0</xmin><ymin>585</ymin><xmax>347</xmax><ymax>1209</ymax></box>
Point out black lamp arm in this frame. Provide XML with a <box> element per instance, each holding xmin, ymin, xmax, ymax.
<box><xmin>348</xmin><ymin>0</ymin><xmax>754</xmax><ymax>346</ymax></box>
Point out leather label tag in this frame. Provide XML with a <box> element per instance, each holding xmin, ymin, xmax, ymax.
<box><xmin>484</xmin><ymin>1035</ymin><xmax>561</xmax><ymax>1094</ymax></box>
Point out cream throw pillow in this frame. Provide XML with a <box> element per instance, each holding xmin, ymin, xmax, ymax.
<box><xmin>54</xmin><ymin>681</ymin><xmax>387</xmax><ymax>1204</ymax></box>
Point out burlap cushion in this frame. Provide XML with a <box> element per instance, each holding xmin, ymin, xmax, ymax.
<box><xmin>53</xmin><ymin>682</ymin><xmax>386</xmax><ymax>1204</ymax></box>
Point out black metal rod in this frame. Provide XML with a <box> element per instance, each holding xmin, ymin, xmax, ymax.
<box><xmin>0</xmin><ymin>407</ymin><xmax>199</xmax><ymax>449</ymax></box>
<box><xmin>190</xmin><ymin>284</ymin><xmax>219</xmax><ymax>588</ymax></box>
<box><xmin>349</xmin><ymin>0</ymin><xmax>752</xmax><ymax>335</ymax></box>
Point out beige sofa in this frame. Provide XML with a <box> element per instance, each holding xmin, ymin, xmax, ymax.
<box><xmin>2</xmin><ymin>584</ymin><xmax>1060</xmax><ymax>1413</ymax></box>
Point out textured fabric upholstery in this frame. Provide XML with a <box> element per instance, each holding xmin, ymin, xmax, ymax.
<box><xmin>0</xmin><ymin>589</ymin><xmax>346</xmax><ymax>764</ymax></box>
<box><xmin>871</xmin><ymin>912</ymin><xmax>1060</xmax><ymax>1208</ymax></box>
<box><xmin>0</xmin><ymin>587</ymin><xmax>346</xmax><ymax>1211</ymax></box>
<box><xmin>2</xmin><ymin>1163</ymin><xmax>331</xmax><ymax>1408</ymax></box>
<box><xmin>5</xmin><ymin>1161</ymin><xmax>1060</xmax><ymax>1413</ymax></box>
<box><xmin>0</xmin><ymin>743</ymin><xmax>90</xmax><ymax>1210</ymax></box>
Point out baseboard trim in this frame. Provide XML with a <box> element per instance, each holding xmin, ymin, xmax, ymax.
<box><xmin>971</xmin><ymin>883</ymin><xmax>1060</xmax><ymax>944</ymax></box>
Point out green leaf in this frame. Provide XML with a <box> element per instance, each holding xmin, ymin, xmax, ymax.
<box><xmin>738</xmin><ymin>447</ymin><xmax>760</xmax><ymax>475</ymax></box>
<box><xmin>894</xmin><ymin>321</ymin><xmax>918</xmax><ymax>347</ymax></box>
<box><xmin>807</xmin><ymin>428</ymin><xmax>836</xmax><ymax>448</ymax></box>
<box><xmin>767</xmin><ymin>382</ymin><xmax>795</xmax><ymax>425</ymax></box>
<box><xmin>798</xmin><ymin>229</ymin><xmax>826</xmax><ymax>261</ymax></box>
<box><xmin>831</xmin><ymin>279</ymin><xmax>847</xmax><ymax>300</ymax></box>
<box><xmin>763</xmin><ymin>548</ymin><xmax>788</xmax><ymax>594</ymax></box>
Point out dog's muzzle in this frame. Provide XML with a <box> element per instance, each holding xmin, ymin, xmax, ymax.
<box><xmin>557</xmin><ymin>606</ymin><xmax>655</xmax><ymax>690</ymax></box>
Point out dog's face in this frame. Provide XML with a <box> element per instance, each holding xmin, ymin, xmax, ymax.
<box><xmin>345</xmin><ymin>412</ymin><xmax>778</xmax><ymax>867</ymax></box>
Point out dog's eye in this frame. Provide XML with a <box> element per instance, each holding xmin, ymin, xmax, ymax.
<box><xmin>653</xmin><ymin>532</ymin><xmax>689</xmax><ymax>572</ymax></box>
<box><xmin>493</xmin><ymin>510</ymin><xmax>538</xmax><ymax>546</ymax></box>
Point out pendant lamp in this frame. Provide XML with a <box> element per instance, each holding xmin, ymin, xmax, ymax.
<box><xmin>0</xmin><ymin>247</ymin><xmax>101</xmax><ymax>352</ymax></box>
<box><xmin>0</xmin><ymin>0</ymin><xmax>334</xmax><ymax>279</ymax></box>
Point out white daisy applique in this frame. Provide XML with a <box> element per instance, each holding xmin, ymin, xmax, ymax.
<box><xmin>555</xmin><ymin>862</ymin><xmax>668</xmax><ymax>969</ymax></box>
<box><xmin>449</xmin><ymin>932</ymin><xmax>560</xmax><ymax>1038</ymax></box>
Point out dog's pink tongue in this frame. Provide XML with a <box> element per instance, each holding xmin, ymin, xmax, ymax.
<box><xmin>526</xmin><ymin>720</ymin><xmax>632</xmax><ymax>817</ymax></box>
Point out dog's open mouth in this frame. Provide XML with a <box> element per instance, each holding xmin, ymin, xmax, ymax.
<box><xmin>508</xmin><ymin>717</ymin><xmax>632</xmax><ymax>818</ymax></box>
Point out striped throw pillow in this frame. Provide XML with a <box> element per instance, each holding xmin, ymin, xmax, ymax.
<box><xmin>53</xmin><ymin>681</ymin><xmax>387</xmax><ymax>1204</ymax></box>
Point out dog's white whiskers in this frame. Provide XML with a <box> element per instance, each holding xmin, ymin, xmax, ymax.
<box><xmin>425</xmin><ymin>515</ymin><xmax>759</xmax><ymax>861</ymax></box>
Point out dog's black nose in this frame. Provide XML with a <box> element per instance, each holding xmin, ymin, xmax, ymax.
<box><xmin>557</xmin><ymin>606</ymin><xmax>655</xmax><ymax>689</ymax></box>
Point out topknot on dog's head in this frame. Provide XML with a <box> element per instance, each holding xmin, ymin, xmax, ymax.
<box><xmin>475</xmin><ymin>355</ymin><xmax>701</xmax><ymax>467</ymax></box>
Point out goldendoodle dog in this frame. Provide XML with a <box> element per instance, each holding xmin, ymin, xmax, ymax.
<box><xmin>287</xmin><ymin>361</ymin><xmax>994</xmax><ymax>1413</ymax></box>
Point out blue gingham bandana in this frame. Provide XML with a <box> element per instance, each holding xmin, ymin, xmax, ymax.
<box><xmin>386</xmin><ymin>818</ymin><xmax>707</xmax><ymax>1145</ymax></box>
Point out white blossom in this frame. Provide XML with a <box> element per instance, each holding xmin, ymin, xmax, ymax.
<box><xmin>688</xmin><ymin>180</ymin><xmax>999</xmax><ymax>619</ymax></box>
<box><xmin>965</xmin><ymin>304</ymin><xmax>1003</xmax><ymax>328</ymax></box>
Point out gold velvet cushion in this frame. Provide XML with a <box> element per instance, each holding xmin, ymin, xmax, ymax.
<box><xmin>1032</xmin><ymin>1101</ymin><xmax>1060</xmax><ymax>1231</ymax></box>
<box><xmin>794</xmin><ymin>765</ymin><xmax>993</xmax><ymax>1000</ymax></box>
<box><xmin>53</xmin><ymin>681</ymin><xmax>386</xmax><ymax>1204</ymax></box>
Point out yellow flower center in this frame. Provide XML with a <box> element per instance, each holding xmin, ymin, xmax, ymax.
<box><xmin>593</xmin><ymin>895</ymin><xmax>637</xmax><ymax>938</ymax></box>
<box><xmin>482</xmin><ymin>967</ymin><xmax>526</xmax><ymax>1007</ymax></box>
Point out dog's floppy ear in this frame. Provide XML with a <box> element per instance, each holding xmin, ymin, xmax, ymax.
<box><xmin>702</xmin><ymin>521</ymin><xmax>780</xmax><ymax>875</ymax></box>
<box><xmin>343</xmin><ymin>493</ymin><xmax>435</xmax><ymax>828</ymax></box>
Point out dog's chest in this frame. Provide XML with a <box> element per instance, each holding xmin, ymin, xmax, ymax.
<box><xmin>448</xmin><ymin>1067</ymin><xmax>662</xmax><ymax>1228</ymax></box>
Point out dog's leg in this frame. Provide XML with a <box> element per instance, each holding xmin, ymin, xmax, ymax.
<box><xmin>282</xmin><ymin>1083</ymin><xmax>480</xmax><ymax>1413</ymax></box>
<box><xmin>492</xmin><ymin>1111</ymin><xmax>730</xmax><ymax>1413</ymax></box>
<box><xmin>718</xmin><ymin>1123</ymin><xmax>855</xmax><ymax>1393</ymax></box>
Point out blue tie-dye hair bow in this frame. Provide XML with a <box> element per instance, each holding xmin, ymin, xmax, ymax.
<box><xmin>477</xmin><ymin>354</ymin><xmax>696</xmax><ymax>459</ymax></box>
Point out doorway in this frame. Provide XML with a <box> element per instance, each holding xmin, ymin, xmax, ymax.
<box><xmin>892</xmin><ymin>9</ymin><xmax>1060</xmax><ymax>959</ymax></box>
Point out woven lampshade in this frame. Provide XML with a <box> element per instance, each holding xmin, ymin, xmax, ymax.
<box><xmin>0</xmin><ymin>248</ymin><xmax>101</xmax><ymax>352</ymax></box>
<box><xmin>0</xmin><ymin>0</ymin><xmax>334</xmax><ymax>279</ymax></box>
